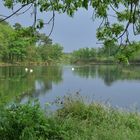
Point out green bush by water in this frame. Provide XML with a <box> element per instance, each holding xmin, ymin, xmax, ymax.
<box><xmin>0</xmin><ymin>101</ymin><xmax>64</xmax><ymax>140</ymax></box>
<box><xmin>1</xmin><ymin>97</ymin><xmax>140</xmax><ymax>140</ymax></box>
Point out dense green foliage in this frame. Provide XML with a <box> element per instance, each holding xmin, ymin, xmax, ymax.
<box><xmin>0</xmin><ymin>22</ymin><xmax>63</xmax><ymax>64</ymax></box>
<box><xmin>71</xmin><ymin>47</ymin><xmax>114</xmax><ymax>63</ymax></box>
<box><xmin>0</xmin><ymin>101</ymin><xmax>64</xmax><ymax>140</ymax></box>
<box><xmin>1</xmin><ymin>19</ymin><xmax>139</xmax><ymax>64</ymax></box>
<box><xmin>2</xmin><ymin>0</ymin><xmax>140</xmax><ymax>49</ymax></box>
<box><xmin>72</xmin><ymin>48</ymin><xmax>97</xmax><ymax>60</ymax></box>
<box><xmin>116</xmin><ymin>42</ymin><xmax>140</xmax><ymax>63</ymax></box>
<box><xmin>1</xmin><ymin>1</ymin><xmax>140</xmax><ymax>64</ymax></box>
<box><xmin>1</xmin><ymin>96</ymin><xmax>140</xmax><ymax>140</ymax></box>
<box><xmin>1</xmin><ymin>1</ymin><xmax>140</xmax><ymax>139</ymax></box>
<box><xmin>71</xmin><ymin>42</ymin><xmax>140</xmax><ymax>64</ymax></box>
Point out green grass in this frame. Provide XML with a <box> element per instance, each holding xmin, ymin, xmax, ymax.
<box><xmin>1</xmin><ymin>96</ymin><xmax>140</xmax><ymax>140</ymax></box>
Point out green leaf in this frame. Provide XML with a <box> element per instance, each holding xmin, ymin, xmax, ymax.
<box><xmin>82</xmin><ymin>0</ymin><xmax>88</xmax><ymax>10</ymax></box>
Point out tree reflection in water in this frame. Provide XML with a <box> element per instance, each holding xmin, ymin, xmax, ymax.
<box><xmin>73</xmin><ymin>65</ymin><xmax>140</xmax><ymax>86</ymax></box>
<box><xmin>0</xmin><ymin>66</ymin><xmax>63</xmax><ymax>104</ymax></box>
<box><xmin>1</xmin><ymin>65</ymin><xmax>140</xmax><ymax>106</ymax></box>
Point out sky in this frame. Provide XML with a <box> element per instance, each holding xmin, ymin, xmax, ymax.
<box><xmin>0</xmin><ymin>3</ymin><xmax>100</xmax><ymax>52</ymax></box>
<box><xmin>0</xmin><ymin>3</ymin><xmax>139</xmax><ymax>52</ymax></box>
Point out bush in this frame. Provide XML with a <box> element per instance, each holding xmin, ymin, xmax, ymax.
<box><xmin>0</xmin><ymin>101</ymin><xmax>64</xmax><ymax>140</ymax></box>
<box><xmin>1</xmin><ymin>96</ymin><xmax>140</xmax><ymax>140</ymax></box>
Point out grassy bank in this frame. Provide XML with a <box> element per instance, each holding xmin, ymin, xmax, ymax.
<box><xmin>1</xmin><ymin>97</ymin><xmax>140</xmax><ymax>140</ymax></box>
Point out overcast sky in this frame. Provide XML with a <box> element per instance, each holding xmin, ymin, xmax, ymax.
<box><xmin>0</xmin><ymin>3</ymin><xmax>100</xmax><ymax>52</ymax></box>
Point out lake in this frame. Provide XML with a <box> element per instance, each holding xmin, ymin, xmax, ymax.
<box><xmin>0</xmin><ymin>65</ymin><xmax>140</xmax><ymax>110</ymax></box>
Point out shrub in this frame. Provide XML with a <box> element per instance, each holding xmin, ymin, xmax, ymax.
<box><xmin>1</xmin><ymin>96</ymin><xmax>140</xmax><ymax>140</ymax></box>
<box><xmin>0</xmin><ymin>101</ymin><xmax>64</xmax><ymax>140</ymax></box>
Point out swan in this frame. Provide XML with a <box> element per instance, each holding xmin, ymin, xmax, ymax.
<box><xmin>30</xmin><ymin>69</ymin><xmax>33</xmax><ymax>73</ymax></box>
<box><xmin>72</xmin><ymin>67</ymin><xmax>74</xmax><ymax>71</ymax></box>
<box><xmin>25</xmin><ymin>68</ymin><xmax>28</xmax><ymax>72</ymax></box>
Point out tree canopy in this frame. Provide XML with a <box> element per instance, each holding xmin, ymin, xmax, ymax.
<box><xmin>0</xmin><ymin>21</ymin><xmax>63</xmax><ymax>63</ymax></box>
<box><xmin>1</xmin><ymin>0</ymin><xmax>140</xmax><ymax>64</ymax></box>
<box><xmin>1</xmin><ymin>0</ymin><xmax>140</xmax><ymax>45</ymax></box>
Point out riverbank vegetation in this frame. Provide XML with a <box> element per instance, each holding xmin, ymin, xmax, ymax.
<box><xmin>1</xmin><ymin>0</ymin><xmax>140</xmax><ymax>139</ymax></box>
<box><xmin>70</xmin><ymin>42</ymin><xmax>140</xmax><ymax>64</ymax></box>
<box><xmin>0</xmin><ymin>21</ymin><xmax>63</xmax><ymax>65</ymax></box>
<box><xmin>1</xmin><ymin>20</ymin><xmax>140</xmax><ymax>66</ymax></box>
<box><xmin>1</xmin><ymin>96</ymin><xmax>140</xmax><ymax>140</ymax></box>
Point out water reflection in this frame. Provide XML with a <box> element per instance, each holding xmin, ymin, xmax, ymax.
<box><xmin>1</xmin><ymin>65</ymin><xmax>140</xmax><ymax>109</ymax></box>
<box><xmin>73</xmin><ymin>65</ymin><xmax>140</xmax><ymax>86</ymax></box>
<box><xmin>73</xmin><ymin>66</ymin><xmax>97</xmax><ymax>79</ymax></box>
<box><xmin>0</xmin><ymin>66</ymin><xmax>63</xmax><ymax>104</ymax></box>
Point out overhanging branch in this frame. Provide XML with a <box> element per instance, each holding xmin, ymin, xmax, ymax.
<box><xmin>0</xmin><ymin>4</ymin><xmax>29</xmax><ymax>22</ymax></box>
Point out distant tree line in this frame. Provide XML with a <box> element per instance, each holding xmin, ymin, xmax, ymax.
<box><xmin>71</xmin><ymin>42</ymin><xmax>140</xmax><ymax>64</ymax></box>
<box><xmin>1</xmin><ymin>20</ymin><xmax>140</xmax><ymax>65</ymax></box>
<box><xmin>0</xmin><ymin>21</ymin><xmax>63</xmax><ymax>64</ymax></box>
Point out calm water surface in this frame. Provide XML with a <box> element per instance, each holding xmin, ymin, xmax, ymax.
<box><xmin>0</xmin><ymin>65</ymin><xmax>140</xmax><ymax>110</ymax></box>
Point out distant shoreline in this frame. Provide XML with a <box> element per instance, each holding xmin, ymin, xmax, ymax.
<box><xmin>71</xmin><ymin>59</ymin><xmax>140</xmax><ymax>65</ymax></box>
<box><xmin>0</xmin><ymin>62</ymin><xmax>51</xmax><ymax>67</ymax></box>
<box><xmin>1</xmin><ymin>60</ymin><xmax>140</xmax><ymax>67</ymax></box>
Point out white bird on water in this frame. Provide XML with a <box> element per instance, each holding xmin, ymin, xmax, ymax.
<box><xmin>25</xmin><ymin>68</ymin><xmax>28</xmax><ymax>72</ymax></box>
<box><xmin>30</xmin><ymin>69</ymin><xmax>33</xmax><ymax>73</ymax></box>
<box><xmin>25</xmin><ymin>68</ymin><xmax>33</xmax><ymax>73</ymax></box>
<box><xmin>72</xmin><ymin>67</ymin><xmax>74</xmax><ymax>71</ymax></box>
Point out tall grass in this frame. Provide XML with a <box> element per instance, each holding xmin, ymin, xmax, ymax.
<box><xmin>1</xmin><ymin>96</ymin><xmax>140</xmax><ymax>140</ymax></box>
